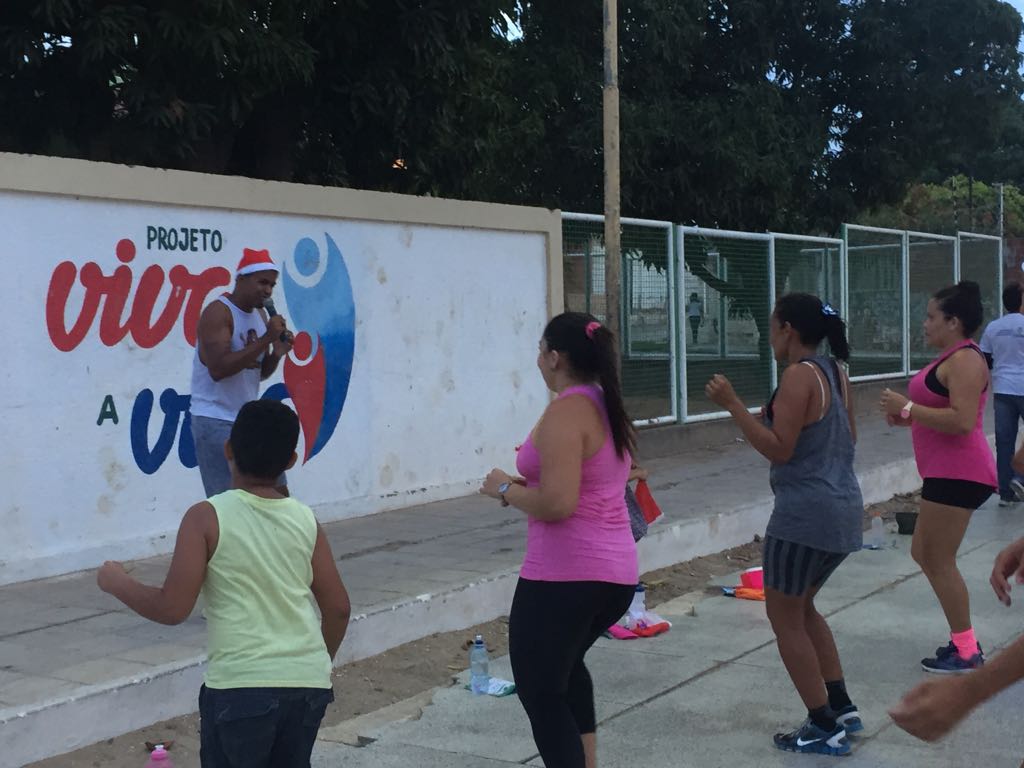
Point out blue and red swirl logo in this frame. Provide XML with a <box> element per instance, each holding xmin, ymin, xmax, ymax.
<box><xmin>266</xmin><ymin>234</ymin><xmax>355</xmax><ymax>462</ymax></box>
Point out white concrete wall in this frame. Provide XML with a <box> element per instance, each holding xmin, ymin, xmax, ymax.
<box><xmin>0</xmin><ymin>154</ymin><xmax>562</xmax><ymax>585</ymax></box>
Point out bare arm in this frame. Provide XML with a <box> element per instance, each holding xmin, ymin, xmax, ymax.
<box><xmin>97</xmin><ymin>502</ymin><xmax>213</xmax><ymax>625</ymax></box>
<box><xmin>310</xmin><ymin>524</ymin><xmax>351</xmax><ymax>660</ymax></box>
<box><xmin>706</xmin><ymin>366</ymin><xmax>815</xmax><ymax>464</ymax></box>
<box><xmin>482</xmin><ymin>396</ymin><xmax>592</xmax><ymax>522</ymax></box>
<box><xmin>881</xmin><ymin>349</ymin><xmax>987</xmax><ymax>435</ymax></box>
<box><xmin>891</xmin><ymin>632</ymin><xmax>1024</xmax><ymax>741</ymax></box>
<box><xmin>198</xmin><ymin>302</ymin><xmax>278</xmax><ymax>381</ymax></box>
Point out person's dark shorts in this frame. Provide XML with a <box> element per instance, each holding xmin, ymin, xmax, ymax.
<box><xmin>762</xmin><ymin>536</ymin><xmax>847</xmax><ymax>597</ymax></box>
<box><xmin>921</xmin><ymin>478</ymin><xmax>994</xmax><ymax>510</ymax></box>
<box><xmin>199</xmin><ymin>685</ymin><xmax>333</xmax><ymax>768</ymax></box>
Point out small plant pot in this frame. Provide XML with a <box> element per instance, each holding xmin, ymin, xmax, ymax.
<box><xmin>895</xmin><ymin>510</ymin><xmax>918</xmax><ymax>535</ymax></box>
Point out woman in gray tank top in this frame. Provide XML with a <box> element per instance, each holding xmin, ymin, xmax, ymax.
<box><xmin>706</xmin><ymin>293</ymin><xmax>864</xmax><ymax>758</ymax></box>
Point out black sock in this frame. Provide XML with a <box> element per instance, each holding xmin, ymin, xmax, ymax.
<box><xmin>825</xmin><ymin>679</ymin><xmax>852</xmax><ymax>712</ymax></box>
<box><xmin>808</xmin><ymin>704</ymin><xmax>837</xmax><ymax>732</ymax></box>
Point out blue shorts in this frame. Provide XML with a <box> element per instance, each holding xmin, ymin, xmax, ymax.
<box><xmin>199</xmin><ymin>685</ymin><xmax>333</xmax><ymax>768</ymax></box>
<box><xmin>191</xmin><ymin>414</ymin><xmax>287</xmax><ymax>497</ymax></box>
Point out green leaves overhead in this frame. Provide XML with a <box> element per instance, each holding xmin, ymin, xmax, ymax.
<box><xmin>1</xmin><ymin>0</ymin><xmax>1021</xmax><ymax>235</ymax></box>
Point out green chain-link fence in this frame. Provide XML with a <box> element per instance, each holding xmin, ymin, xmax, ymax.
<box><xmin>680</xmin><ymin>227</ymin><xmax>772</xmax><ymax>418</ymax></box>
<box><xmin>845</xmin><ymin>225</ymin><xmax>905</xmax><ymax>379</ymax></box>
<box><xmin>563</xmin><ymin>214</ymin><xmax>1002</xmax><ymax>422</ymax></box>
<box><xmin>562</xmin><ymin>214</ymin><xmax>676</xmax><ymax>423</ymax></box>
<box><xmin>773</xmin><ymin>234</ymin><xmax>843</xmax><ymax>307</ymax></box>
<box><xmin>959</xmin><ymin>232</ymin><xmax>1003</xmax><ymax>333</ymax></box>
<box><xmin>908</xmin><ymin>233</ymin><xmax>956</xmax><ymax>370</ymax></box>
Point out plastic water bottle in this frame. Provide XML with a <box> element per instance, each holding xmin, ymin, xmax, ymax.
<box><xmin>629</xmin><ymin>584</ymin><xmax>646</xmax><ymax>614</ymax></box>
<box><xmin>625</xmin><ymin>584</ymin><xmax>647</xmax><ymax>628</ymax></box>
<box><xmin>867</xmin><ymin>514</ymin><xmax>885</xmax><ymax>550</ymax></box>
<box><xmin>469</xmin><ymin>634</ymin><xmax>489</xmax><ymax>695</ymax></box>
<box><xmin>144</xmin><ymin>744</ymin><xmax>173</xmax><ymax>768</ymax></box>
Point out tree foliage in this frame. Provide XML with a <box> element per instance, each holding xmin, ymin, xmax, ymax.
<box><xmin>1</xmin><ymin>0</ymin><xmax>1022</xmax><ymax>234</ymax></box>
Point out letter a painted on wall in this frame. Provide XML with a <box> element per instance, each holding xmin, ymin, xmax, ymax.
<box><xmin>97</xmin><ymin>394</ymin><xmax>119</xmax><ymax>425</ymax></box>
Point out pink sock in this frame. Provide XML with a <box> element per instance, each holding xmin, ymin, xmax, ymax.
<box><xmin>951</xmin><ymin>628</ymin><xmax>978</xmax><ymax>660</ymax></box>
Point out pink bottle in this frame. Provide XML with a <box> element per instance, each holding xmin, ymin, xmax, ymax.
<box><xmin>144</xmin><ymin>744</ymin><xmax>173</xmax><ymax>768</ymax></box>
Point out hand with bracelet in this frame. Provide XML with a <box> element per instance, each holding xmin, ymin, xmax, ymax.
<box><xmin>880</xmin><ymin>387</ymin><xmax>914</xmax><ymax>427</ymax></box>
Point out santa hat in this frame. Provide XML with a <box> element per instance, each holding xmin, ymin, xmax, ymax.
<box><xmin>236</xmin><ymin>248</ymin><xmax>279</xmax><ymax>277</ymax></box>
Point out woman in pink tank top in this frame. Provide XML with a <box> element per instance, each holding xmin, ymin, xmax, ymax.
<box><xmin>880</xmin><ymin>281</ymin><xmax>996</xmax><ymax>675</ymax></box>
<box><xmin>479</xmin><ymin>312</ymin><xmax>638</xmax><ymax>768</ymax></box>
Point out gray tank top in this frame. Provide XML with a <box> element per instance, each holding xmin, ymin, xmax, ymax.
<box><xmin>764</xmin><ymin>355</ymin><xmax>863</xmax><ymax>554</ymax></box>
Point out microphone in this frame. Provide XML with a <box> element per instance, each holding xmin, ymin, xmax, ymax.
<box><xmin>263</xmin><ymin>298</ymin><xmax>294</xmax><ymax>343</ymax></box>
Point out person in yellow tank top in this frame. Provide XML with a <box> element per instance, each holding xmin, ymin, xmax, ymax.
<box><xmin>97</xmin><ymin>400</ymin><xmax>351</xmax><ymax>767</ymax></box>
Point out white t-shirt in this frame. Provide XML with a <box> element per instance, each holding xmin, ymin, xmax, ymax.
<box><xmin>980</xmin><ymin>312</ymin><xmax>1024</xmax><ymax>395</ymax></box>
<box><xmin>687</xmin><ymin>300</ymin><xmax>702</xmax><ymax>318</ymax></box>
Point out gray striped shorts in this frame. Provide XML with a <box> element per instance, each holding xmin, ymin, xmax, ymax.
<box><xmin>762</xmin><ymin>536</ymin><xmax>847</xmax><ymax>597</ymax></box>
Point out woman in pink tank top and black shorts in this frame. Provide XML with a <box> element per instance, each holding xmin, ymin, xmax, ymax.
<box><xmin>880</xmin><ymin>281</ymin><xmax>996</xmax><ymax>674</ymax></box>
<box><xmin>480</xmin><ymin>312</ymin><xmax>638</xmax><ymax>768</ymax></box>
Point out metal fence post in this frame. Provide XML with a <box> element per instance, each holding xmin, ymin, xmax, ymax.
<box><xmin>768</xmin><ymin>234</ymin><xmax>778</xmax><ymax>390</ymax></box>
<box><xmin>901</xmin><ymin>230</ymin><xmax>910</xmax><ymax>376</ymax></box>
<box><xmin>676</xmin><ymin>225</ymin><xmax>688</xmax><ymax>422</ymax></box>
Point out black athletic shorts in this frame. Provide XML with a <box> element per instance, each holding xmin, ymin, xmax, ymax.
<box><xmin>762</xmin><ymin>535</ymin><xmax>847</xmax><ymax>597</ymax></box>
<box><xmin>921</xmin><ymin>478</ymin><xmax>994</xmax><ymax>510</ymax></box>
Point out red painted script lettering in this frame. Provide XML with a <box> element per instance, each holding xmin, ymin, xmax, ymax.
<box><xmin>46</xmin><ymin>239</ymin><xmax>231</xmax><ymax>351</ymax></box>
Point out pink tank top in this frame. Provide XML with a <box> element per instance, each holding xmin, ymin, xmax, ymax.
<box><xmin>516</xmin><ymin>384</ymin><xmax>638</xmax><ymax>584</ymax></box>
<box><xmin>908</xmin><ymin>340</ymin><xmax>996</xmax><ymax>486</ymax></box>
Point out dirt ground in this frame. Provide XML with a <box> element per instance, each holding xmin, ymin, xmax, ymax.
<box><xmin>28</xmin><ymin>494</ymin><xmax>919</xmax><ymax>767</ymax></box>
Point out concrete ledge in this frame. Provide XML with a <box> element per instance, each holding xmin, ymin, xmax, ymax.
<box><xmin>0</xmin><ymin>573</ymin><xmax>520</xmax><ymax>767</ymax></box>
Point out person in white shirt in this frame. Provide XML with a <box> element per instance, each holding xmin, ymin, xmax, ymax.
<box><xmin>979</xmin><ymin>282</ymin><xmax>1024</xmax><ymax>505</ymax></box>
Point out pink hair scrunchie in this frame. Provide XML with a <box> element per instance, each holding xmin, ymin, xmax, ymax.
<box><xmin>585</xmin><ymin>321</ymin><xmax>602</xmax><ymax>339</ymax></box>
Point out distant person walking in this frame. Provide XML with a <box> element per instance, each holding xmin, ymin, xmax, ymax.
<box><xmin>979</xmin><ymin>282</ymin><xmax>1024</xmax><ymax>505</ymax></box>
<box><xmin>706</xmin><ymin>293</ymin><xmax>862</xmax><ymax>757</ymax></box>
<box><xmin>687</xmin><ymin>292</ymin><xmax>703</xmax><ymax>345</ymax></box>
<box><xmin>480</xmin><ymin>311</ymin><xmax>637</xmax><ymax>768</ymax></box>
<box><xmin>880</xmin><ymin>281</ymin><xmax>996</xmax><ymax>674</ymax></box>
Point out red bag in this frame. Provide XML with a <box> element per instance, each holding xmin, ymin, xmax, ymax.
<box><xmin>633</xmin><ymin>479</ymin><xmax>663</xmax><ymax>524</ymax></box>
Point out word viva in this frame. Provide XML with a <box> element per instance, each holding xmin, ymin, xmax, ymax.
<box><xmin>46</xmin><ymin>238</ymin><xmax>230</xmax><ymax>351</ymax></box>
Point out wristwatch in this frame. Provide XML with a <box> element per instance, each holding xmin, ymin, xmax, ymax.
<box><xmin>900</xmin><ymin>401</ymin><xmax>915</xmax><ymax>421</ymax></box>
<box><xmin>497</xmin><ymin>481</ymin><xmax>511</xmax><ymax>502</ymax></box>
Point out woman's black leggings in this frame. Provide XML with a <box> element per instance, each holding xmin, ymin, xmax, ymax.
<box><xmin>509</xmin><ymin>578</ymin><xmax>635</xmax><ymax>768</ymax></box>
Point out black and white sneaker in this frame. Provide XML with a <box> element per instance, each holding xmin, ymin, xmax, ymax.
<box><xmin>773</xmin><ymin>719</ymin><xmax>850</xmax><ymax>756</ymax></box>
<box><xmin>1011</xmin><ymin>478</ymin><xmax>1024</xmax><ymax>502</ymax></box>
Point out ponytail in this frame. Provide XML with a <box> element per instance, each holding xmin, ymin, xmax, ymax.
<box><xmin>774</xmin><ymin>293</ymin><xmax>850</xmax><ymax>362</ymax></box>
<box><xmin>590</xmin><ymin>326</ymin><xmax>637</xmax><ymax>458</ymax></box>
<box><xmin>542</xmin><ymin>312</ymin><xmax>637</xmax><ymax>458</ymax></box>
<box><xmin>824</xmin><ymin>314</ymin><xmax>850</xmax><ymax>362</ymax></box>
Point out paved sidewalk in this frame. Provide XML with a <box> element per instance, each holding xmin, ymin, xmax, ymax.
<box><xmin>0</xmin><ymin>408</ymin><xmax>958</xmax><ymax>766</ymax></box>
<box><xmin>313</xmin><ymin>499</ymin><xmax>1024</xmax><ymax>768</ymax></box>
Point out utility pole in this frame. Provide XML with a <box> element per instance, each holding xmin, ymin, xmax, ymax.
<box><xmin>602</xmin><ymin>0</ymin><xmax>621</xmax><ymax>339</ymax></box>
<box><xmin>999</xmin><ymin>182</ymin><xmax>1005</xmax><ymax>244</ymax></box>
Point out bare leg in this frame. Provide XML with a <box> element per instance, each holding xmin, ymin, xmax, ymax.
<box><xmin>766</xmin><ymin>587</ymin><xmax>828</xmax><ymax>710</ymax></box>
<box><xmin>911</xmin><ymin>500</ymin><xmax>974</xmax><ymax>632</ymax></box>
<box><xmin>805</xmin><ymin>588</ymin><xmax>843</xmax><ymax>682</ymax></box>
<box><xmin>582</xmin><ymin>732</ymin><xmax>596</xmax><ymax>768</ymax></box>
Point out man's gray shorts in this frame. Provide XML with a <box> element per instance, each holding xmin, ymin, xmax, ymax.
<box><xmin>191</xmin><ymin>414</ymin><xmax>287</xmax><ymax>497</ymax></box>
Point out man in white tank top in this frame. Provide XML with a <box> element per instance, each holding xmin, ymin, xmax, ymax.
<box><xmin>190</xmin><ymin>248</ymin><xmax>293</xmax><ymax>496</ymax></box>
